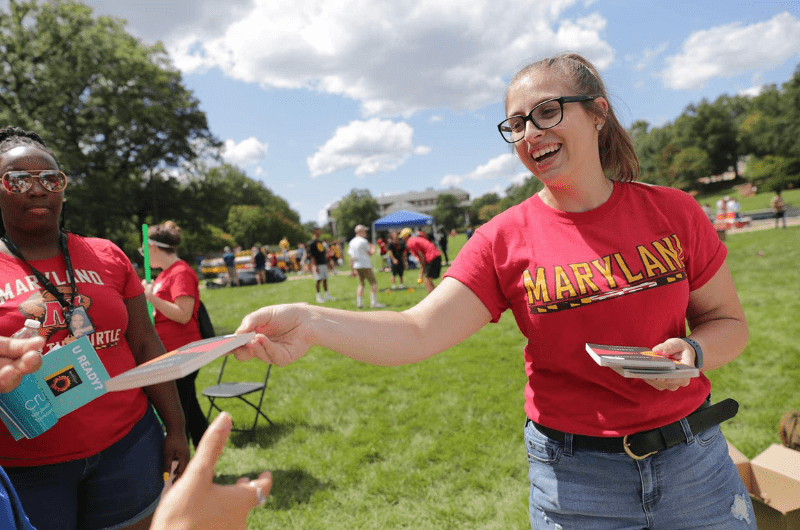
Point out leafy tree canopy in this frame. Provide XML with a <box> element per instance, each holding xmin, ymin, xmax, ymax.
<box><xmin>431</xmin><ymin>194</ymin><xmax>464</xmax><ymax>232</ymax></box>
<box><xmin>331</xmin><ymin>189</ymin><xmax>380</xmax><ymax>240</ymax></box>
<box><xmin>0</xmin><ymin>0</ymin><xmax>221</xmax><ymax>240</ymax></box>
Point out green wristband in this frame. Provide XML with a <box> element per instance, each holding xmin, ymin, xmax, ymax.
<box><xmin>681</xmin><ymin>337</ymin><xmax>703</xmax><ymax>369</ymax></box>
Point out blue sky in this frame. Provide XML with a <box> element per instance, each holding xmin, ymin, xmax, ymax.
<box><xmin>73</xmin><ymin>0</ymin><xmax>800</xmax><ymax>224</ymax></box>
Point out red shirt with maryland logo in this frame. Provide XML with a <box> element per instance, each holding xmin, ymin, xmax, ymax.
<box><xmin>0</xmin><ymin>234</ymin><xmax>149</xmax><ymax>466</ymax></box>
<box><xmin>151</xmin><ymin>260</ymin><xmax>202</xmax><ymax>352</ymax></box>
<box><xmin>444</xmin><ymin>182</ymin><xmax>725</xmax><ymax>436</ymax></box>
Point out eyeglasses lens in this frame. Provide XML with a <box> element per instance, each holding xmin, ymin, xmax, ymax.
<box><xmin>500</xmin><ymin>101</ymin><xmax>563</xmax><ymax>143</ymax></box>
<box><xmin>532</xmin><ymin>101</ymin><xmax>563</xmax><ymax>129</ymax></box>
<box><xmin>3</xmin><ymin>171</ymin><xmax>67</xmax><ymax>193</ymax></box>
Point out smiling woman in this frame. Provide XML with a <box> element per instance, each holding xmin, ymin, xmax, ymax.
<box><xmin>231</xmin><ymin>52</ymin><xmax>755</xmax><ymax>530</ymax></box>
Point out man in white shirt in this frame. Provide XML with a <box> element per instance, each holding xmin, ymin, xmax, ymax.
<box><xmin>348</xmin><ymin>225</ymin><xmax>385</xmax><ymax>309</ymax></box>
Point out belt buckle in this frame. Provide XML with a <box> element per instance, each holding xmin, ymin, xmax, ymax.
<box><xmin>623</xmin><ymin>434</ymin><xmax>658</xmax><ymax>460</ymax></box>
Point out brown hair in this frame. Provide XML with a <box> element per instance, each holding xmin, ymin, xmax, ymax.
<box><xmin>148</xmin><ymin>220</ymin><xmax>181</xmax><ymax>252</ymax></box>
<box><xmin>505</xmin><ymin>53</ymin><xmax>639</xmax><ymax>182</ymax></box>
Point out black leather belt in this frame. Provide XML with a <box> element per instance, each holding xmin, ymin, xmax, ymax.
<box><xmin>532</xmin><ymin>398</ymin><xmax>739</xmax><ymax>460</ymax></box>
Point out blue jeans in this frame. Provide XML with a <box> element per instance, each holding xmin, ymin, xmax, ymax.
<box><xmin>6</xmin><ymin>406</ymin><xmax>164</xmax><ymax>530</ymax></box>
<box><xmin>524</xmin><ymin>418</ymin><xmax>755</xmax><ymax>529</ymax></box>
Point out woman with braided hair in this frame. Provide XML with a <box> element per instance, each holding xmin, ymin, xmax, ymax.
<box><xmin>0</xmin><ymin>126</ymin><xmax>189</xmax><ymax>530</ymax></box>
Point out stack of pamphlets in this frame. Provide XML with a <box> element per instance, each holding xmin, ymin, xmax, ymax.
<box><xmin>585</xmin><ymin>343</ymin><xmax>699</xmax><ymax>379</ymax></box>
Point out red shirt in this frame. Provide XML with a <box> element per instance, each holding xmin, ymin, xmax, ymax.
<box><xmin>0</xmin><ymin>235</ymin><xmax>148</xmax><ymax>466</ymax></box>
<box><xmin>152</xmin><ymin>259</ymin><xmax>202</xmax><ymax>352</ymax></box>
<box><xmin>445</xmin><ymin>183</ymin><xmax>723</xmax><ymax>436</ymax></box>
<box><xmin>405</xmin><ymin>236</ymin><xmax>441</xmax><ymax>264</ymax></box>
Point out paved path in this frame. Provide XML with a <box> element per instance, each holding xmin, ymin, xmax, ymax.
<box><xmin>724</xmin><ymin>216</ymin><xmax>799</xmax><ymax>235</ymax></box>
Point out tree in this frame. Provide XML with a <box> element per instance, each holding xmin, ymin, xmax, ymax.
<box><xmin>631</xmin><ymin>121</ymin><xmax>677</xmax><ymax>185</ymax></box>
<box><xmin>667</xmin><ymin>147</ymin><xmax>713</xmax><ymax>190</ymax></box>
<box><xmin>431</xmin><ymin>194</ymin><xmax>464</xmax><ymax>231</ymax></box>
<box><xmin>0</xmin><ymin>0</ymin><xmax>220</xmax><ymax>240</ymax></box>
<box><xmin>181</xmin><ymin>164</ymin><xmax>299</xmax><ymax>232</ymax></box>
<box><xmin>500</xmin><ymin>175</ymin><xmax>543</xmax><ymax>211</ymax></box>
<box><xmin>743</xmin><ymin>155</ymin><xmax>800</xmax><ymax>191</ymax></box>
<box><xmin>672</xmin><ymin>96</ymin><xmax>744</xmax><ymax>178</ymax></box>
<box><xmin>331</xmin><ymin>189</ymin><xmax>380</xmax><ymax>240</ymax></box>
<box><xmin>478</xmin><ymin>203</ymin><xmax>503</xmax><ymax>223</ymax></box>
<box><xmin>226</xmin><ymin>205</ymin><xmax>306</xmax><ymax>250</ymax></box>
<box><xmin>468</xmin><ymin>192</ymin><xmax>501</xmax><ymax>224</ymax></box>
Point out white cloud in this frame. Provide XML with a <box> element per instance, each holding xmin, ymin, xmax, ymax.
<box><xmin>81</xmin><ymin>0</ymin><xmax>254</xmax><ymax>43</ymax></box>
<box><xmin>440</xmin><ymin>153</ymin><xmax>520</xmax><ymax>186</ymax></box>
<box><xmin>662</xmin><ymin>12</ymin><xmax>800</xmax><ymax>90</ymax></box>
<box><xmin>318</xmin><ymin>202</ymin><xmax>335</xmax><ymax>225</ymax></box>
<box><xmin>413</xmin><ymin>145</ymin><xmax>432</xmax><ymax>156</ymax></box>
<box><xmin>738</xmin><ymin>85</ymin><xmax>763</xmax><ymax>97</ymax></box>
<box><xmin>429</xmin><ymin>115</ymin><xmax>444</xmax><ymax>123</ymax></box>
<box><xmin>222</xmin><ymin>137</ymin><xmax>269</xmax><ymax>166</ymax></box>
<box><xmin>307</xmin><ymin>118</ymin><xmax>424</xmax><ymax>177</ymax></box>
<box><xmin>158</xmin><ymin>0</ymin><xmax>612</xmax><ymax>117</ymax></box>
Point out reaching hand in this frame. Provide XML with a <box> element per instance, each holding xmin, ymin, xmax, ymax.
<box><xmin>151</xmin><ymin>412</ymin><xmax>272</xmax><ymax>530</ymax></box>
<box><xmin>0</xmin><ymin>336</ymin><xmax>45</xmax><ymax>393</ymax></box>
<box><xmin>648</xmin><ymin>338</ymin><xmax>697</xmax><ymax>391</ymax></box>
<box><xmin>233</xmin><ymin>303</ymin><xmax>313</xmax><ymax>366</ymax></box>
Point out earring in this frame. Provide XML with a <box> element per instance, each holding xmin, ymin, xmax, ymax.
<box><xmin>596</xmin><ymin>123</ymin><xmax>604</xmax><ymax>131</ymax></box>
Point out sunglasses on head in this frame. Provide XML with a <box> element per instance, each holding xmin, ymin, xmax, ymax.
<box><xmin>1</xmin><ymin>170</ymin><xmax>69</xmax><ymax>194</ymax></box>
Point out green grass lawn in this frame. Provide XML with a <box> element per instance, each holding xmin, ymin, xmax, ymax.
<box><xmin>196</xmin><ymin>224</ymin><xmax>799</xmax><ymax>529</ymax></box>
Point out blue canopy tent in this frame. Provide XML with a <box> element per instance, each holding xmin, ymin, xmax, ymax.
<box><xmin>371</xmin><ymin>210</ymin><xmax>435</xmax><ymax>243</ymax></box>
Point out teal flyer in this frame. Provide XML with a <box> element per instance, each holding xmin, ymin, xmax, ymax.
<box><xmin>38</xmin><ymin>336</ymin><xmax>109</xmax><ymax>418</ymax></box>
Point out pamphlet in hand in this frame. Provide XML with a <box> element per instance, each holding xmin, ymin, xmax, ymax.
<box><xmin>586</xmin><ymin>343</ymin><xmax>679</xmax><ymax>369</ymax></box>
<box><xmin>586</xmin><ymin>343</ymin><xmax>699</xmax><ymax>379</ymax></box>
<box><xmin>610</xmin><ymin>364</ymin><xmax>700</xmax><ymax>379</ymax></box>
<box><xmin>104</xmin><ymin>333</ymin><xmax>255</xmax><ymax>392</ymax></box>
<box><xmin>0</xmin><ymin>336</ymin><xmax>109</xmax><ymax>440</ymax></box>
<box><xmin>0</xmin><ymin>333</ymin><xmax>255</xmax><ymax>440</ymax></box>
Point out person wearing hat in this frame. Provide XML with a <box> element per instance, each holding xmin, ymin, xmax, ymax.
<box><xmin>348</xmin><ymin>225</ymin><xmax>385</xmax><ymax>309</ymax></box>
<box><xmin>399</xmin><ymin>227</ymin><xmax>442</xmax><ymax>294</ymax></box>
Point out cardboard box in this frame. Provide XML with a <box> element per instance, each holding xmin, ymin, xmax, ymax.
<box><xmin>728</xmin><ymin>442</ymin><xmax>800</xmax><ymax>529</ymax></box>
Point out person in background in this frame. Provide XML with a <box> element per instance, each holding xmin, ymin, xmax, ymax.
<box><xmin>296</xmin><ymin>241</ymin><xmax>309</xmax><ymax>275</ymax></box>
<box><xmin>279</xmin><ymin>236</ymin><xmax>290</xmax><ymax>263</ymax></box>
<box><xmin>376</xmin><ymin>237</ymin><xmax>390</xmax><ymax>271</ymax></box>
<box><xmin>308</xmin><ymin>228</ymin><xmax>335</xmax><ymax>303</ymax></box>
<box><xmin>142</xmin><ymin>221</ymin><xmax>209</xmax><ymax>449</ymax></box>
<box><xmin>222</xmin><ymin>246</ymin><xmax>239</xmax><ymax>287</ymax></box>
<box><xmin>231</xmin><ymin>52</ymin><xmax>753</xmax><ymax>529</ymax></box>
<box><xmin>400</xmin><ymin>227</ymin><xmax>442</xmax><ymax>294</ymax></box>
<box><xmin>252</xmin><ymin>245</ymin><xmax>267</xmax><ymax>284</ymax></box>
<box><xmin>726</xmin><ymin>196</ymin><xmax>741</xmax><ymax>220</ymax></box>
<box><xmin>771</xmin><ymin>190</ymin><xmax>787</xmax><ymax>228</ymax></box>
<box><xmin>716</xmin><ymin>196</ymin><xmax>727</xmax><ymax>217</ymax></box>
<box><xmin>436</xmin><ymin>228</ymin><xmax>449</xmax><ymax>265</ymax></box>
<box><xmin>0</xmin><ymin>335</ymin><xmax>272</xmax><ymax>530</ymax></box>
<box><xmin>386</xmin><ymin>230</ymin><xmax>407</xmax><ymax>289</ymax></box>
<box><xmin>348</xmin><ymin>224</ymin><xmax>385</xmax><ymax>309</ymax></box>
<box><xmin>0</xmin><ymin>126</ymin><xmax>189</xmax><ymax>530</ymax></box>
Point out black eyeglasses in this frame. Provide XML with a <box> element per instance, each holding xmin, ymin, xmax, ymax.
<box><xmin>497</xmin><ymin>95</ymin><xmax>598</xmax><ymax>143</ymax></box>
<box><xmin>1</xmin><ymin>170</ymin><xmax>69</xmax><ymax>194</ymax></box>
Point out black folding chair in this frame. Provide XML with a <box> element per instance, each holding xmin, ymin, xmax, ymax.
<box><xmin>202</xmin><ymin>356</ymin><xmax>273</xmax><ymax>435</ymax></box>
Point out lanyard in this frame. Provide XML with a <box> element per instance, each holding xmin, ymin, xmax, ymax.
<box><xmin>2</xmin><ymin>232</ymin><xmax>78</xmax><ymax>328</ymax></box>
